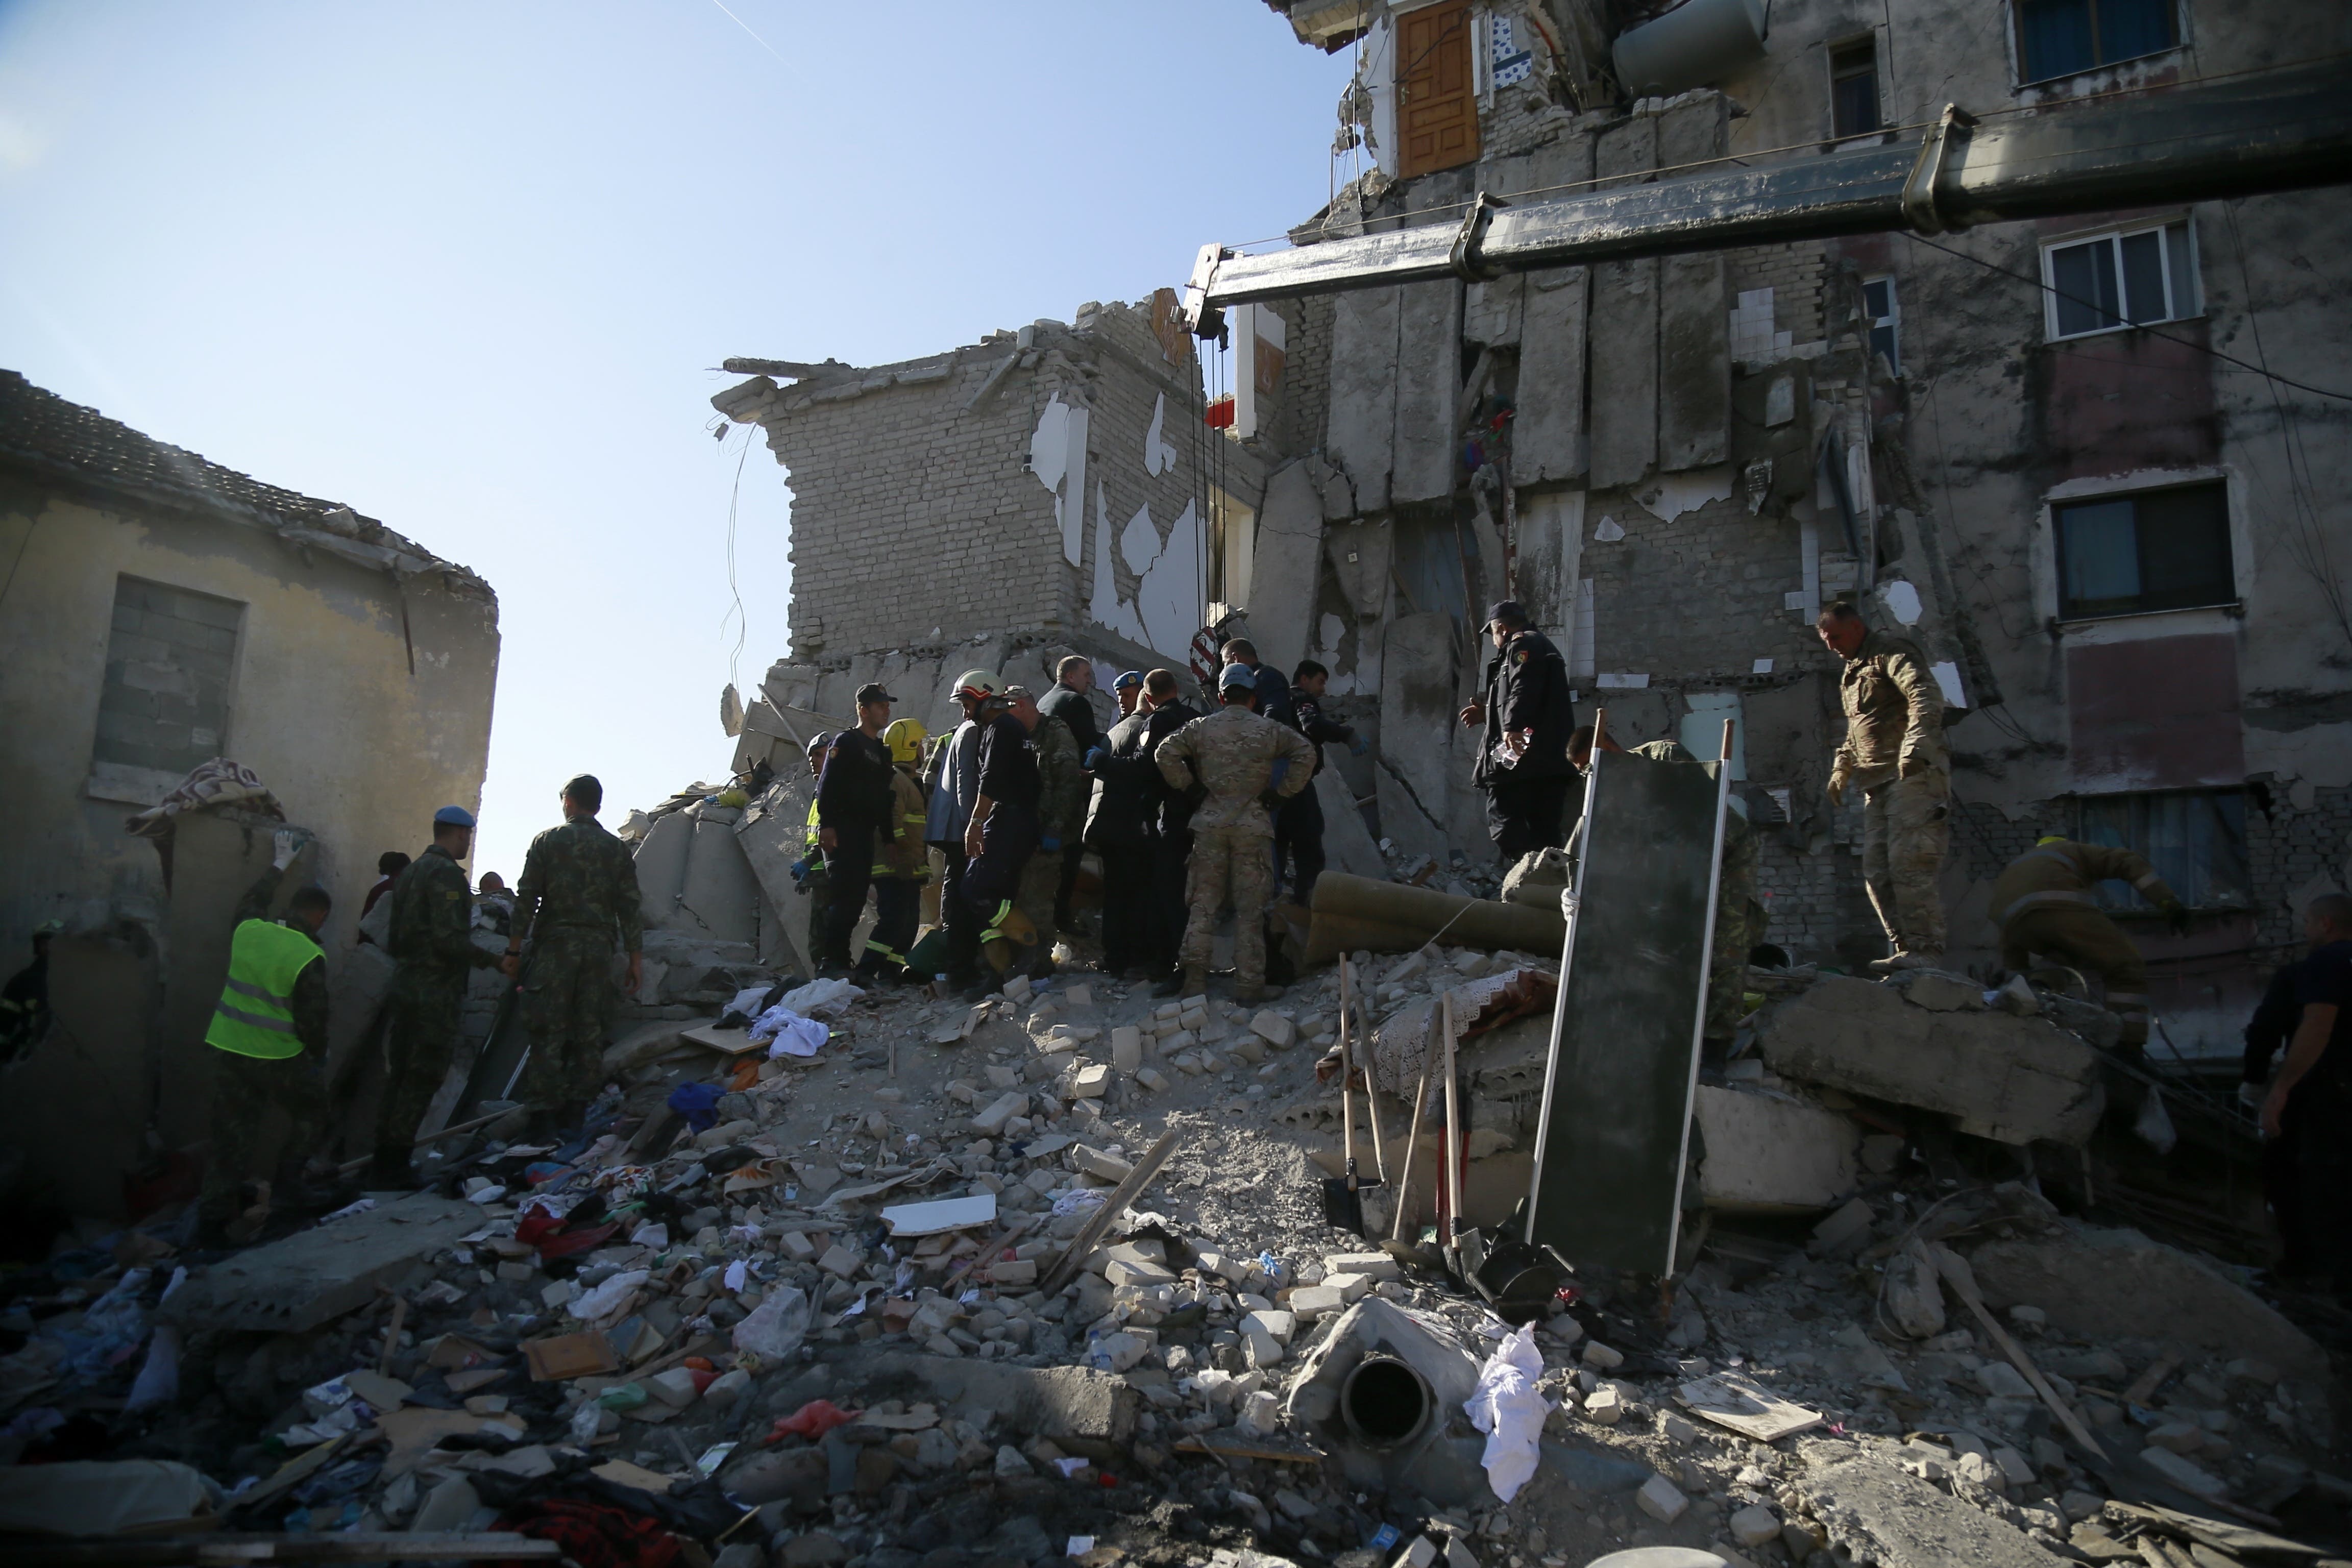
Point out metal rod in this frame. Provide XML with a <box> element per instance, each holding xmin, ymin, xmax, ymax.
<box><xmin>1390</xmin><ymin>1006</ymin><xmax>1437</xmax><ymax>1244</ymax></box>
<box><xmin>1660</xmin><ymin>719</ymin><xmax>1734</xmax><ymax>1278</ymax></box>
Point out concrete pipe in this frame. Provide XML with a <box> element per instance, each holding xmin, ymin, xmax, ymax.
<box><xmin>1304</xmin><ymin>872</ymin><xmax>1565</xmax><ymax>967</ymax></box>
<box><xmin>1339</xmin><ymin>1354</ymin><xmax>1435</xmax><ymax>1449</ymax></box>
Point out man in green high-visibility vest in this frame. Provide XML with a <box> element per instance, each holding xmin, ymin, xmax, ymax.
<box><xmin>200</xmin><ymin>868</ymin><xmax>332</xmax><ymax>1245</ymax></box>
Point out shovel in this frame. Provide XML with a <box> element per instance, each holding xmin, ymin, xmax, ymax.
<box><xmin>1321</xmin><ymin>956</ymin><xmax>1385</xmax><ymax>1234</ymax></box>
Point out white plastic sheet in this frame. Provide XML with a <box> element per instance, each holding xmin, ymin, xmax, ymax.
<box><xmin>752</xmin><ymin>1005</ymin><xmax>829</xmax><ymax>1058</ymax></box>
<box><xmin>777</xmin><ymin>977</ymin><xmax>864</xmax><ymax>1018</ymax></box>
<box><xmin>569</xmin><ymin>1269</ymin><xmax>648</xmax><ymax>1321</ymax></box>
<box><xmin>732</xmin><ymin>1285</ymin><xmax>811</xmax><ymax>1361</ymax></box>
<box><xmin>1463</xmin><ymin>1321</ymin><xmax>1550</xmax><ymax>1503</ymax></box>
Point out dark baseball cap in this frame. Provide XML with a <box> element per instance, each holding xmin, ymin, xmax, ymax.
<box><xmin>856</xmin><ymin>682</ymin><xmax>895</xmax><ymax>705</ymax></box>
<box><xmin>1485</xmin><ymin>600</ymin><xmax>1529</xmax><ymax>629</ymax></box>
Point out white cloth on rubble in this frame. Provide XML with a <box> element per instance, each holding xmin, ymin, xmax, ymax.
<box><xmin>777</xmin><ymin>977</ymin><xmax>863</xmax><ymax>1018</ymax></box>
<box><xmin>1464</xmin><ymin>1320</ymin><xmax>1551</xmax><ymax>1503</ymax></box>
<box><xmin>751</xmin><ymin>1003</ymin><xmax>828</xmax><ymax>1058</ymax></box>
<box><xmin>1365</xmin><ymin>968</ymin><xmax>1530</xmax><ymax>1102</ymax></box>
<box><xmin>125</xmin><ymin>757</ymin><xmax>284</xmax><ymax>839</ymax></box>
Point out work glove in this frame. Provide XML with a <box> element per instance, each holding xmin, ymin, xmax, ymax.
<box><xmin>1826</xmin><ymin>767</ymin><xmax>1850</xmax><ymax>808</ymax></box>
<box><xmin>2166</xmin><ymin>904</ymin><xmax>2191</xmax><ymax>937</ymax></box>
<box><xmin>1083</xmin><ymin>747</ymin><xmax>1108</xmax><ymax>770</ymax></box>
<box><xmin>1041</xmin><ymin>835</ymin><xmax>1062</xmax><ymax>852</ymax></box>
<box><xmin>1350</xmin><ymin>734</ymin><xmax>1370</xmax><ymax>757</ymax></box>
<box><xmin>272</xmin><ymin>829</ymin><xmax>301</xmax><ymax>871</ymax></box>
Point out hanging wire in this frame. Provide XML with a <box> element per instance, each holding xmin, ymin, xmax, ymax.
<box><xmin>720</xmin><ymin>424</ymin><xmax>752</xmax><ymax>693</ymax></box>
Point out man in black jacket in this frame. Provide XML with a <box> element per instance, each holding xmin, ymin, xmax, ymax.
<box><xmin>1128</xmin><ymin>668</ymin><xmax>1204</xmax><ymax>984</ymax></box>
<box><xmin>1276</xmin><ymin>660</ymin><xmax>1365</xmax><ymax>907</ymax></box>
<box><xmin>1038</xmin><ymin>655</ymin><xmax>1101</xmax><ymax>933</ymax></box>
<box><xmin>816</xmin><ymin>683</ymin><xmax>897</xmax><ymax>977</ymax></box>
<box><xmin>1086</xmin><ymin>691</ymin><xmax>1161</xmax><ymax>978</ymax></box>
<box><xmin>1457</xmin><ymin>600</ymin><xmax>1576</xmax><ymax>867</ymax></box>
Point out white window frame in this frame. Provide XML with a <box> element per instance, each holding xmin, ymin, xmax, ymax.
<box><xmin>2039</xmin><ymin>216</ymin><xmax>2202</xmax><ymax>343</ymax></box>
<box><xmin>1860</xmin><ymin>273</ymin><xmax>1900</xmax><ymax>375</ymax></box>
<box><xmin>1825</xmin><ymin>34</ymin><xmax>1884</xmax><ymax>143</ymax></box>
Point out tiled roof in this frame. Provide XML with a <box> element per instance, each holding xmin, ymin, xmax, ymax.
<box><xmin>0</xmin><ymin>369</ymin><xmax>489</xmax><ymax>594</ymax></box>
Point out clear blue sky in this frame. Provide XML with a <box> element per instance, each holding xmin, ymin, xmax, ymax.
<box><xmin>0</xmin><ymin>1</ymin><xmax>1353</xmax><ymax>880</ymax></box>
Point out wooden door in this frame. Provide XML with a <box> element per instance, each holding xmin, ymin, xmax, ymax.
<box><xmin>1398</xmin><ymin>1</ymin><xmax>1479</xmax><ymax>178</ymax></box>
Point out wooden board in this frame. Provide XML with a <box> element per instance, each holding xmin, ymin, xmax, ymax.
<box><xmin>683</xmin><ymin>1023</ymin><xmax>764</xmax><ymax>1057</ymax></box>
<box><xmin>1675</xmin><ymin>1373</ymin><xmax>1823</xmax><ymax>1442</ymax></box>
<box><xmin>523</xmin><ymin>1330</ymin><xmax>620</xmax><ymax>1382</ymax></box>
<box><xmin>1527</xmin><ymin>747</ymin><xmax>1725</xmax><ymax>1274</ymax></box>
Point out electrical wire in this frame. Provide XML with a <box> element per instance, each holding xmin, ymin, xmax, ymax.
<box><xmin>720</xmin><ymin>426</ymin><xmax>751</xmax><ymax>693</ymax></box>
<box><xmin>1899</xmin><ymin>230</ymin><xmax>2352</xmax><ymax>403</ymax></box>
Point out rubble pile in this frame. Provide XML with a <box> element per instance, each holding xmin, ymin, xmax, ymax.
<box><xmin>4</xmin><ymin>951</ymin><xmax>2347</xmax><ymax>1568</ymax></box>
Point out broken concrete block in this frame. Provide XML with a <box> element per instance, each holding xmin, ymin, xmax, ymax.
<box><xmin>1859</xmin><ymin>1133</ymin><xmax>1906</xmax><ymax>1175</ymax></box>
<box><xmin>1235</xmin><ymin>1388</ymin><xmax>1282</xmax><ymax>1437</ymax></box>
<box><xmin>1580</xmin><ymin>1341</ymin><xmax>1624</xmax><ymax>1369</ymax></box>
<box><xmin>1756</xmin><ymin>976</ymin><xmax>2104</xmax><ymax>1146</ymax></box>
<box><xmin>1104</xmin><ymin>1257</ymin><xmax>1174</xmax><ymax>1288</ymax></box>
<box><xmin>1323</xmin><ymin>1251</ymin><xmax>1402</xmax><ymax>1282</ymax></box>
<box><xmin>989</xmin><ymin>1258</ymin><xmax>1038</xmax><ymax>1286</ymax></box>
<box><xmin>1249</xmin><ymin>1012</ymin><xmax>1295</xmax><ymax>1048</ymax></box>
<box><xmin>1808</xmin><ymin>1196</ymin><xmax>1876</xmax><ymax>1257</ymax></box>
<box><xmin>1899</xmin><ymin>970</ymin><xmax>1987</xmax><ymax>1012</ymax></box>
<box><xmin>1970</xmin><ymin>1224</ymin><xmax>2326</xmax><ymax>1378</ymax></box>
<box><xmin>1390</xmin><ymin>1536</ymin><xmax>1438</xmax><ymax>1568</ymax></box>
<box><xmin>1069</xmin><ymin>1064</ymin><xmax>1110</xmax><ymax>1099</ymax></box>
<box><xmin>1071</xmin><ymin>1144</ymin><xmax>1132</xmax><ymax>1182</ymax></box>
<box><xmin>1635</xmin><ymin>1473</ymin><xmax>1689</xmax><ymax>1523</ymax></box>
<box><xmin>1728</xmin><ymin>1502</ymin><xmax>1780</xmax><ymax>1546</ymax></box>
<box><xmin>971</xmin><ymin>1092</ymin><xmax>1027</xmax><ymax>1135</ymax></box>
<box><xmin>1328</xmin><ymin>286</ymin><xmax>1401</xmax><ymax>513</ymax></box>
<box><xmin>1693</xmin><ymin>1084</ymin><xmax>1859</xmax><ymax>1213</ymax></box>
<box><xmin>1110</xmin><ymin>1027</ymin><xmax>1142</xmax><ymax>1072</ymax></box>
<box><xmin>817</xmin><ymin>1244</ymin><xmax>865</xmax><ymax>1279</ymax></box>
<box><xmin>1582</xmin><ymin>1385</ymin><xmax>1625</xmax><ymax>1425</ymax></box>
<box><xmin>1242</xmin><ymin>1318</ymin><xmax>1286</xmax><ymax>1368</ymax></box>
<box><xmin>158</xmin><ymin>1194</ymin><xmax>483</xmax><ymax>1334</ymax></box>
<box><xmin>1325</xmin><ymin>1271</ymin><xmax>1372</xmax><ymax>1304</ymax></box>
<box><xmin>1289</xmin><ymin>1285</ymin><xmax>1345</xmax><ymax>1320</ymax></box>
<box><xmin>2139</xmin><ymin>1446</ymin><xmax>2227</xmax><ymax>1497</ymax></box>
<box><xmin>647</xmin><ymin>1367</ymin><xmax>701</xmax><ymax>1408</ymax></box>
<box><xmin>1243</xmin><ymin>1309</ymin><xmax>1296</xmax><ymax>1345</ymax></box>
<box><xmin>1977</xmin><ymin>1361</ymin><xmax>2033</xmax><ymax>1400</ymax></box>
<box><xmin>1133</xmin><ymin>1067</ymin><xmax>1169</xmax><ymax>1093</ymax></box>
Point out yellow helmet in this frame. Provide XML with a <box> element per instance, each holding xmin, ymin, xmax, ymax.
<box><xmin>2037</xmin><ymin>835</ymin><xmax>2068</xmax><ymax>846</ymax></box>
<box><xmin>884</xmin><ymin>717</ymin><xmax>928</xmax><ymax>766</ymax></box>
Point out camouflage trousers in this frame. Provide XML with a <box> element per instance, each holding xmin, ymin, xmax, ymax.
<box><xmin>1180</xmin><ymin>824</ymin><xmax>1274</xmax><ymax>985</ymax></box>
<box><xmin>201</xmin><ymin>1047</ymin><xmax>325</xmax><ymax>1223</ymax></box>
<box><xmin>1706</xmin><ymin>826</ymin><xmax>1766</xmax><ymax>1042</ymax></box>
<box><xmin>374</xmin><ymin>963</ymin><xmax>469</xmax><ymax>1165</ymax></box>
<box><xmin>1863</xmin><ymin>767</ymin><xmax>1949</xmax><ymax>957</ymax></box>
<box><xmin>519</xmin><ymin>928</ymin><xmax>618</xmax><ymax>1117</ymax></box>
<box><xmin>2001</xmin><ymin>906</ymin><xmax>2150</xmax><ymax>1048</ymax></box>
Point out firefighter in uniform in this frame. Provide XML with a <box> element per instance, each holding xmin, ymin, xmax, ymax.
<box><xmin>855</xmin><ymin>718</ymin><xmax>932</xmax><ymax>982</ymax></box>
<box><xmin>1992</xmin><ymin>836</ymin><xmax>2186</xmax><ymax>1053</ymax></box>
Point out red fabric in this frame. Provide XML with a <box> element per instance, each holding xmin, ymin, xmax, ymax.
<box><xmin>499</xmin><ymin>1498</ymin><xmax>680</xmax><ymax>1568</ymax></box>
<box><xmin>766</xmin><ymin>1398</ymin><xmax>860</xmax><ymax>1442</ymax></box>
<box><xmin>1203</xmin><ymin>395</ymin><xmax>1234</xmax><ymax>429</ymax></box>
<box><xmin>535</xmin><ymin>1221</ymin><xmax>619</xmax><ymax>1261</ymax></box>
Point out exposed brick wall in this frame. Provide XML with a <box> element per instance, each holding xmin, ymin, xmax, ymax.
<box><xmin>1724</xmin><ymin>243</ymin><xmax>1830</xmax><ymax>352</ymax></box>
<box><xmin>1582</xmin><ymin>492</ymin><xmax>1825</xmax><ymax>681</ymax></box>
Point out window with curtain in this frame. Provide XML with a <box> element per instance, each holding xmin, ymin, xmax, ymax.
<box><xmin>2054</xmin><ymin>481</ymin><xmax>2233</xmax><ymax>620</ymax></box>
<box><xmin>2043</xmin><ymin>219</ymin><xmax>2198</xmax><ymax>340</ymax></box>
<box><xmin>2016</xmin><ymin>0</ymin><xmax>2176</xmax><ymax>83</ymax></box>
<box><xmin>2076</xmin><ymin>791</ymin><xmax>2250</xmax><ymax>910</ymax></box>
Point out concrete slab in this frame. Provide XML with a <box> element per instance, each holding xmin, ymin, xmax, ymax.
<box><xmin>1391</xmin><ymin>281</ymin><xmax>1464</xmax><ymax>505</ymax></box>
<box><xmin>1795</xmin><ymin>1446</ymin><xmax>2072</xmax><ymax>1567</ymax></box>
<box><xmin>1328</xmin><ymin>287</ymin><xmax>1400</xmax><ymax>513</ymax></box>
<box><xmin>1755</xmin><ymin>976</ymin><xmax>2104</xmax><ymax>1145</ymax></box>
<box><xmin>1970</xmin><ymin>1227</ymin><xmax>2326</xmax><ymax>1379</ymax></box>
<box><xmin>1693</xmin><ymin>1084</ymin><xmax>1858</xmax><ymax>1213</ymax></box>
<box><xmin>679</xmin><ymin>816</ymin><xmax>762</xmax><ymax>945</ymax></box>
<box><xmin>847</xmin><ymin>1352</ymin><xmax>1138</xmax><ymax>1456</ymax></box>
<box><xmin>159</xmin><ymin>811</ymin><xmax>288</xmax><ymax>1147</ymax></box>
<box><xmin>0</xmin><ymin>927</ymin><xmax>159</xmax><ymax>1219</ymax></box>
<box><xmin>1659</xmin><ymin>252</ymin><xmax>1730</xmax><ymax>472</ymax></box>
<box><xmin>1374</xmin><ymin>612</ymin><xmax>1459</xmax><ymax>861</ymax></box>
<box><xmin>633</xmin><ymin>811</ymin><xmax>695</xmax><ymax>931</ymax></box>
<box><xmin>1248</xmin><ymin>460</ymin><xmax>1327</xmax><ymax>682</ymax></box>
<box><xmin>1516</xmin><ymin>267</ymin><xmax>1591</xmax><ymax>485</ymax></box>
<box><xmin>1325</xmin><ymin>518</ymin><xmax>1392</xmax><ymax>621</ymax></box>
<box><xmin>1314</xmin><ymin>764</ymin><xmax>1386</xmax><ymax>881</ymax></box>
<box><xmin>737</xmin><ymin>779</ymin><xmax>816</xmax><ymax>979</ymax></box>
<box><xmin>1588</xmin><ymin>257</ymin><xmax>1660</xmax><ymax>491</ymax></box>
<box><xmin>163</xmin><ymin>1193</ymin><xmax>483</xmax><ymax>1333</ymax></box>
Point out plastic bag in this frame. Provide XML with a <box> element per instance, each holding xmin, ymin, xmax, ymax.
<box><xmin>667</xmin><ymin>1082</ymin><xmax>725</xmax><ymax>1134</ymax></box>
<box><xmin>732</xmin><ymin>1285</ymin><xmax>810</xmax><ymax>1361</ymax></box>
<box><xmin>1463</xmin><ymin>1321</ymin><xmax>1549</xmax><ymax>1503</ymax></box>
<box><xmin>569</xmin><ymin>1269</ymin><xmax>648</xmax><ymax>1322</ymax></box>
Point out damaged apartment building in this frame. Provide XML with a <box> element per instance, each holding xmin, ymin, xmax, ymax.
<box><xmin>712</xmin><ymin>0</ymin><xmax>2351</xmax><ymax>1056</ymax></box>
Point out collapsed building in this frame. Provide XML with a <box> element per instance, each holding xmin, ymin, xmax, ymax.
<box><xmin>711</xmin><ymin>0</ymin><xmax>2352</xmax><ymax>1060</ymax></box>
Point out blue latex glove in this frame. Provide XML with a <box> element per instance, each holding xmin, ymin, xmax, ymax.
<box><xmin>1084</xmin><ymin>747</ymin><xmax>1108</xmax><ymax>770</ymax></box>
<box><xmin>1350</xmin><ymin>734</ymin><xmax>1370</xmax><ymax>756</ymax></box>
<box><xmin>1041</xmin><ymin>835</ymin><xmax>1062</xmax><ymax>852</ymax></box>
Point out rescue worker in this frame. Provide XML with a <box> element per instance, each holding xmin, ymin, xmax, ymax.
<box><xmin>799</xmin><ymin>732</ymin><xmax>834</xmax><ymax>972</ymax></box>
<box><xmin>854</xmin><ymin>717</ymin><xmax>932</xmax><ymax>983</ymax></box>
<box><xmin>1458</xmin><ymin>600</ymin><xmax>1577</xmax><ymax>867</ymax></box>
<box><xmin>817</xmin><ymin>684</ymin><xmax>897</xmax><ymax>977</ymax></box>
<box><xmin>1990</xmin><ymin>835</ymin><xmax>2187</xmax><ymax>1052</ymax></box>
<box><xmin>1137</xmin><ymin>669</ymin><xmax>1205</xmax><ymax>989</ymax></box>
<box><xmin>1218</xmin><ymin>637</ymin><xmax>1295</xmax><ymax>727</ymax></box>
<box><xmin>1277</xmin><ymin>659</ymin><xmax>1368</xmax><ymax>908</ymax></box>
<box><xmin>0</xmin><ymin>919</ymin><xmax>59</xmax><ymax>1062</ymax></box>
<box><xmin>371</xmin><ymin>805</ymin><xmax>503</xmax><ymax>1185</ymax></box>
<box><xmin>1571</xmin><ymin>726</ymin><xmax>1765</xmax><ymax>1056</ymax></box>
<box><xmin>1819</xmin><ymin>600</ymin><xmax>1949</xmax><ymax>971</ymax></box>
<box><xmin>2257</xmin><ymin>894</ymin><xmax>2352</xmax><ymax>1292</ymax></box>
<box><xmin>1087</xmin><ymin>687</ymin><xmax>1160</xmax><ymax>979</ymax></box>
<box><xmin>502</xmin><ymin>774</ymin><xmax>642</xmax><ymax>1142</ymax></box>
<box><xmin>962</xmin><ymin>683</ymin><xmax>1043</xmax><ymax>993</ymax></box>
<box><xmin>1156</xmin><ymin>663</ymin><xmax>1316</xmax><ymax>1002</ymax></box>
<box><xmin>1111</xmin><ymin>669</ymin><xmax>1145</xmax><ymax>719</ymax></box>
<box><xmin>1038</xmin><ymin>655</ymin><xmax>1101</xmax><ymax>932</ymax></box>
<box><xmin>199</xmin><ymin>855</ymin><xmax>332</xmax><ymax>1244</ymax></box>
<box><xmin>1015</xmin><ymin>687</ymin><xmax>1087</xmax><ymax>978</ymax></box>
<box><xmin>924</xmin><ymin>671</ymin><xmax>999</xmax><ymax>990</ymax></box>
<box><xmin>357</xmin><ymin>850</ymin><xmax>409</xmax><ymax>944</ymax></box>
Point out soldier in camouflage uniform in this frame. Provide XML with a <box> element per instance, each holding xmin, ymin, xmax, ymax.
<box><xmin>1013</xmin><ymin>693</ymin><xmax>1087</xmax><ymax>977</ymax></box>
<box><xmin>1818</xmin><ymin>600</ymin><xmax>1949</xmax><ymax>971</ymax></box>
<box><xmin>1572</xmin><ymin>728</ymin><xmax>1766</xmax><ymax>1051</ymax></box>
<box><xmin>502</xmin><ymin>774</ymin><xmax>643</xmax><ymax>1139</ymax></box>
<box><xmin>370</xmin><ymin>806</ymin><xmax>502</xmax><ymax>1185</ymax></box>
<box><xmin>1155</xmin><ymin>665</ymin><xmax>1315</xmax><ymax>1002</ymax></box>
